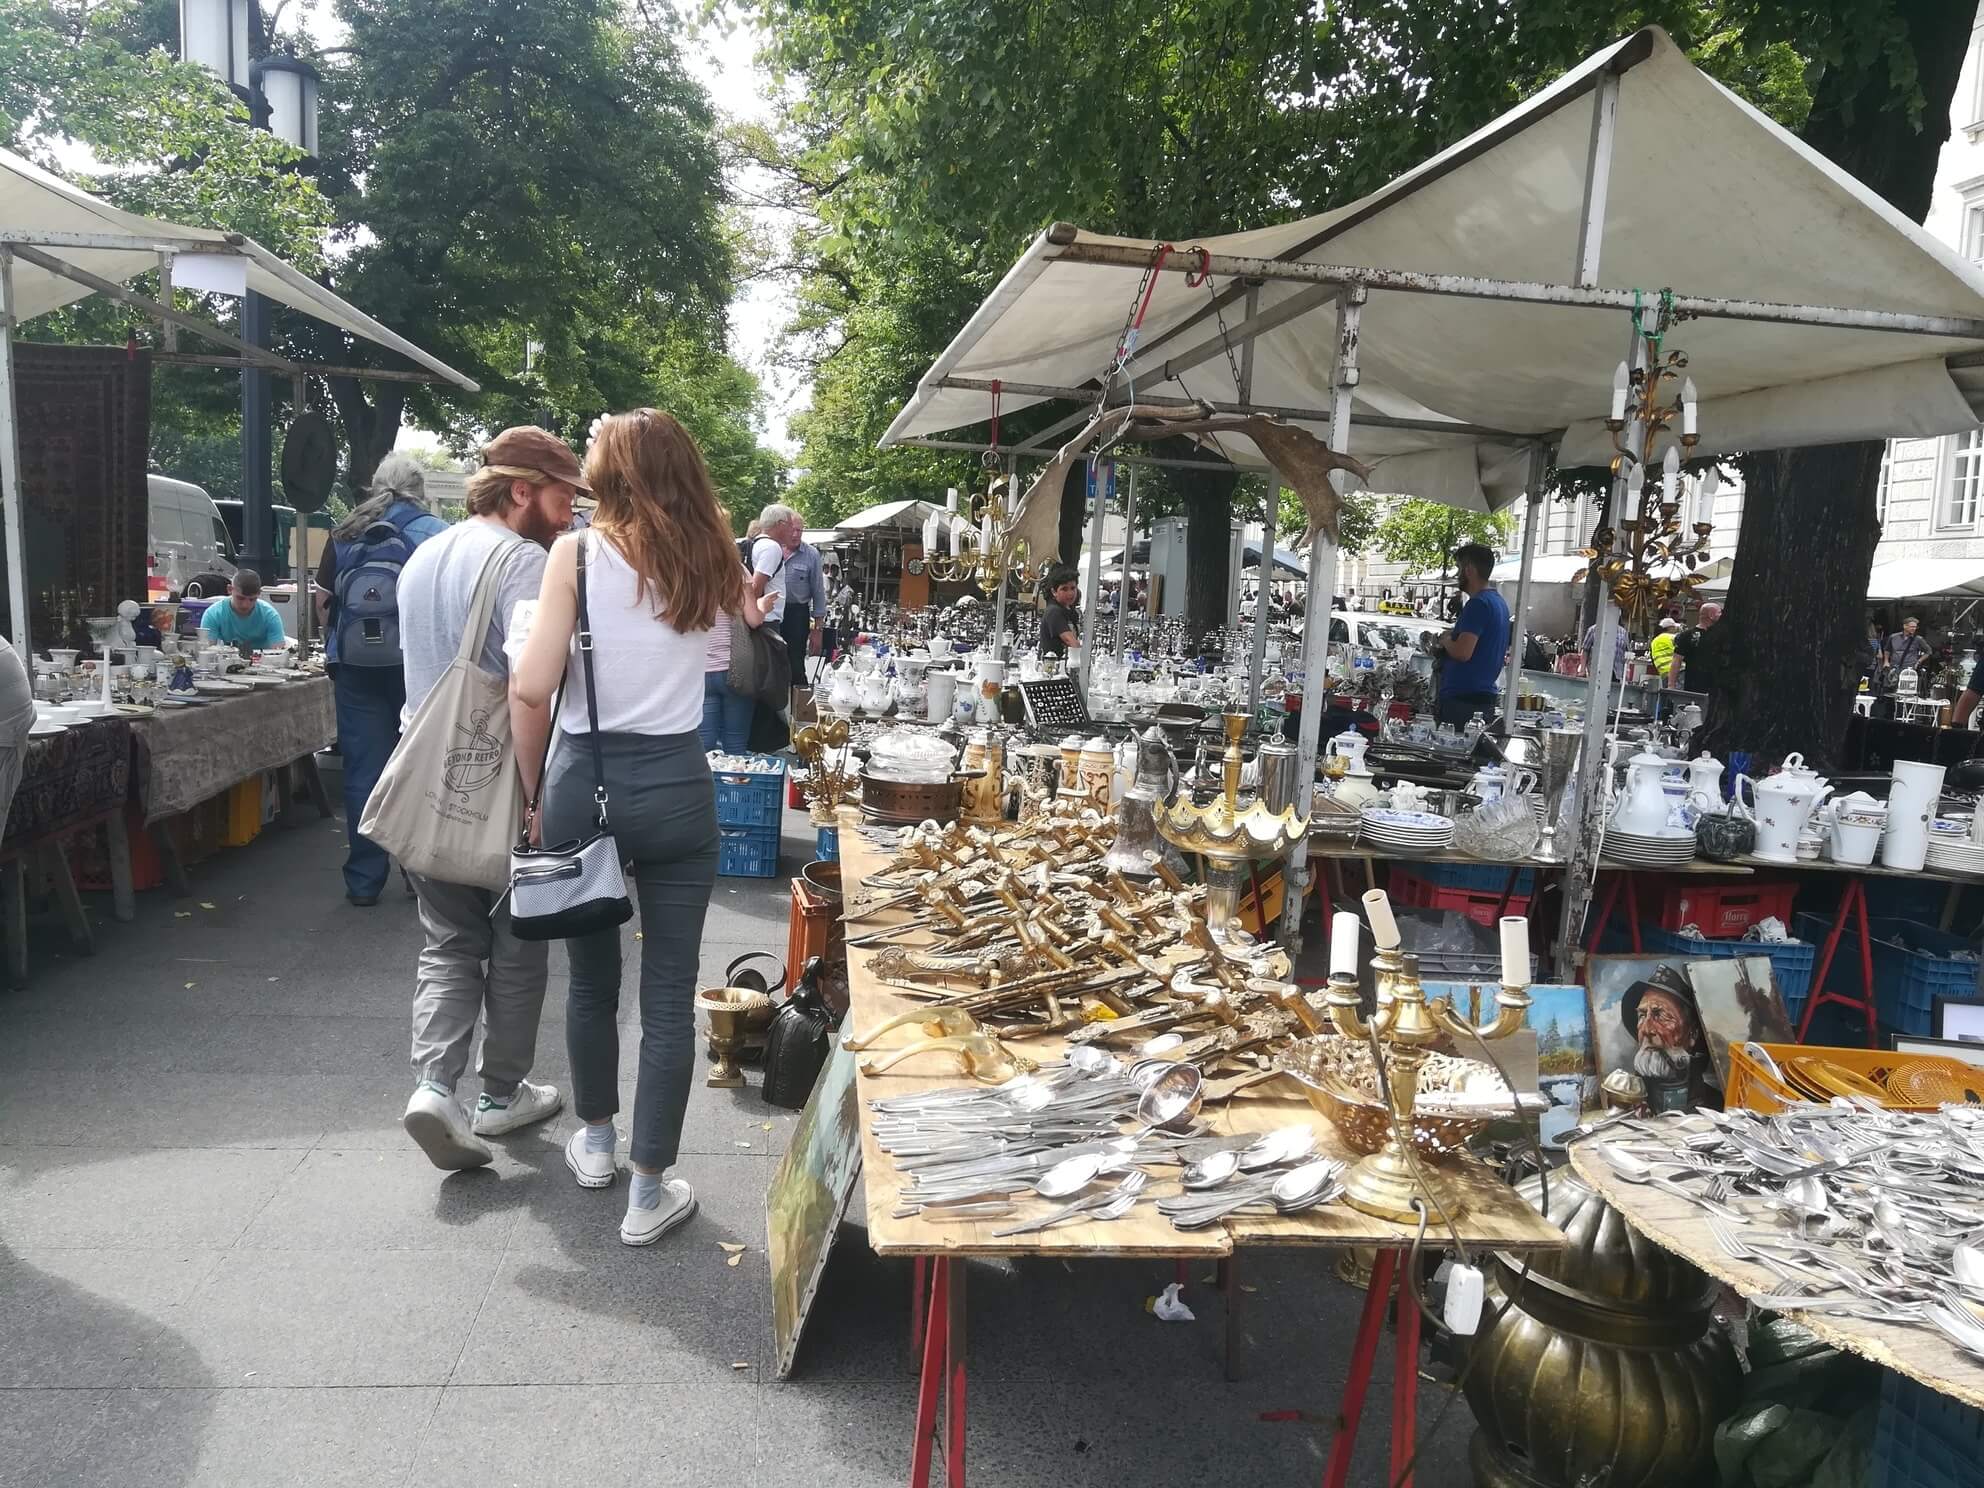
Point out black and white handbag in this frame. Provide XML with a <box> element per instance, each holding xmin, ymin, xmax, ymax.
<box><xmin>506</xmin><ymin>532</ymin><xmax>635</xmax><ymax>942</ymax></box>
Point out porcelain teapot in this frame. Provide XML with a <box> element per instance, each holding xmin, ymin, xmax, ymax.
<box><xmin>1469</xmin><ymin>763</ymin><xmax>1536</xmax><ymax>804</ymax></box>
<box><xmin>858</xmin><ymin>672</ymin><xmax>894</xmax><ymax>714</ymax></box>
<box><xmin>1737</xmin><ymin>752</ymin><xmax>1832</xmax><ymax>864</ymax></box>
<box><xmin>1609</xmin><ymin>750</ymin><xmax>1681</xmax><ymax>835</ymax></box>
<box><xmin>827</xmin><ymin>661</ymin><xmax>862</xmax><ymax>712</ymax></box>
<box><xmin>1326</xmin><ymin>729</ymin><xmax>1369</xmax><ymax>773</ymax></box>
<box><xmin>1684</xmin><ymin>751</ymin><xmax>1725</xmax><ymax>811</ymax></box>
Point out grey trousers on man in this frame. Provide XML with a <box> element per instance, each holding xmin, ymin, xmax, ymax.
<box><xmin>407</xmin><ymin>873</ymin><xmax>550</xmax><ymax>1099</ymax></box>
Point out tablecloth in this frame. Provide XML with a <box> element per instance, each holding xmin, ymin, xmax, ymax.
<box><xmin>1</xmin><ymin>716</ymin><xmax>133</xmax><ymax>851</ymax></box>
<box><xmin>128</xmin><ymin>677</ymin><xmax>334</xmax><ymax>824</ymax></box>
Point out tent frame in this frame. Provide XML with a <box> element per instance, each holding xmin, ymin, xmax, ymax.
<box><xmin>0</xmin><ymin>228</ymin><xmax>473</xmax><ymax>665</ymax></box>
<box><xmin>877</xmin><ymin>50</ymin><xmax>1984</xmax><ymax>979</ymax></box>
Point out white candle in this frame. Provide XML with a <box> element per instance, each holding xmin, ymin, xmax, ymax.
<box><xmin>946</xmin><ymin>486</ymin><xmax>959</xmax><ymax>513</ymax></box>
<box><xmin>1609</xmin><ymin>361</ymin><xmax>1629</xmax><ymax>421</ymax></box>
<box><xmin>1500</xmin><ymin>916</ymin><xmax>1530</xmax><ymax>987</ymax></box>
<box><xmin>1660</xmin><ymin>444</ymin><xmax>1680</xmax><ymax>508</ymax></box>
<box><xmin>1331</xmin><ymin>912</ymin><xmax>1361</xmax><ymax>977</ymax></box>
<box><xmin>922</xmin><ymin>513</ymin><xmax>940</xmax><ymax>553</ymax></box>
<box><xmin>1007</xmin><ymin>474</ymin><xmax>1020</xmax><ymax>512</ymax></box>
<box><xmin>1623</xmin><ymin>462</ymin><xmax>1645</xmax><ymax>523</ymax></box>
<box><xmin>1681</xmin><ymin>377</ymin><xmax>1698</xmax><ymax>437</ymax></box>
<box><xmin>1362</xmin><ymin>888</ymin><xmax>1400</xmax><ymax>950</ymax></box>
<box><xmin>1695</xmin><ymin>467</ymin><xmax>1720</xmax><ymax>527</ymax></box>
<box><xmin>949</xmin><ymin>518</ymin><xmax>962</xmax><ymax>556</ymax></box>
<box><xmin>980</xmin><ymin>512</ymin><xmax>993</xmax><ymax>549</ymax></box>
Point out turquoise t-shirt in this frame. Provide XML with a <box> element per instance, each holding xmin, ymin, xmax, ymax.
<box><xmin>200</xmin><ymin>597</ymin><xmax>287</xmax><ymax>650</ymax></box>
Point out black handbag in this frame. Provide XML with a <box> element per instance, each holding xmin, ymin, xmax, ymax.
<box><xmin>505</xmin><ymin>532</ymin><xmax>635</xmax><ymax>942</ymax></box>
<box><xmin>762</xmin><ymin>956</ymin><xmax>835</xmax><ymax>1109</ymax></box>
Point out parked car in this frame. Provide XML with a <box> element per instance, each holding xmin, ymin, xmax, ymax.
<box><xmin>146</xmin><ymin>474</ymin><xmax>236</xmax><ymax>600</ymax></box>
<box><xmin>212</xmin><ymin>499</ymin><xmax>333</xmax><ymax>585</ymax></box>
<box><xmin>1329</xmin><ymin>610</ymin><xmax>1446</xmax><ymax>653</ymax></box>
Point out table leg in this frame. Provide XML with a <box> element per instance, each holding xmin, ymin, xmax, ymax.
<box><xmin>153</xmin><ymin>822</ymin><xmax>191</xmax><ymax>897</ymax></box>
<box><xmin>1494</xmin><ymin>866</ymin><xmax>1518</xmax><ymax>920</ymax></box>
<box><xmin>1219</xmin><ymin>1257</ymin><xmax>1241</xmax><ymax>1382</ymax></box>
<box><xmin>1584</xmin><ymin>873</ymin><xmax>1621</xmax><ymax>956</ymax></box>
<box><xmin>1389</xmin><ymin>1262</ymin><xmax>1423</xmax><ymax>1488</ymax></box>
<box><xmin>1</xmin><ymin>858</ymin><xmax>26</xmax><ymax>987</ymax></box>
<box><xmin>1323</xmin><ymin>1247</ymin><xmax>1398</xmax><ymax>1488</ymax></box>
<box><xmin>909</xmin><ymin>1257</ymin><xmax>947</xmax><ymax>1488</ymax></box>
<box><xmin>104</xmin><ymin>811</ymin><xmax>135</xmax><ymax>923</ymax></box>
<box><xmin>1853</xmin><ymin>881</ymin><xmax>1877</xmax><ymax>1050</ymax></box>
<box><xmin>40</xmin><ymin>841</ymin><xmax>92</xmax><ymax>955</ymax></box>
<box><xmin>298</xmin><ymin>753</ymin><xmax>333</xmax><ymax>819</ymax></box>
<box><xmin>945</xmin><ymin>1256</ymin><xmax>967</xmax><ymax>1488</ymax></box>
<box><xmin>1623</xmin><ymin>871</ymin><xmax>1642</xmax><ymax>953</ymax></box>
<box><xmin>1797</xmin><ymin>880</ymin><xmax>1859</xmax><ymax>1044</ymax></box>
<box><xmin>910</xmin><ymin>1256</ymin><xmax>928</xmax><ymax>1364</ymax></box>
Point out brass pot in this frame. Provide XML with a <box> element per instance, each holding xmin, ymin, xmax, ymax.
<box><xmin>858</xmin><ymin>770</ymin><xmax>977</xmax><ymax>826</ymax></box>
<box><xmin>1463</xmin><ymin>1168</ymin><xmax>1739</xmax><ymax>1488</ymax></box>
<box><xmin>696</xmin><ymin>986</ymin><xmax>775</xmax><ymax>1088</ymax></box>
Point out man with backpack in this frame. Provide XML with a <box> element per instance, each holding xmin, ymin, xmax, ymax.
<box><xmin>317</xmin><ymin>452</ymin><xmax>448</xmax><ymax>906</ymax></box>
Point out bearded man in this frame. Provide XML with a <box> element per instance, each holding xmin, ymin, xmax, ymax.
<box><xmin>1622</xmin><ymin>965</ymin><xmax>1717</xmax><ymax>1113</ymax></box>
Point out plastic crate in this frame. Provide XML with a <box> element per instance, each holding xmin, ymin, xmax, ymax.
<box><xmin>1644</xmin><ymin>879</ymin><xmax>1796</xmax><ymax>938</ymax></box>
<box><xmin>1730</xmin><ymin>1041</ymin><xmax>1984</xmax><ymax>1116</ymax></box>
<box><xmin>711</xmin><ymin>755</ymin><xmax>787</xmax><ymax>830</ymax></box>
<box><xmin>717</xmin><ymin>822</ymin><xmax>781</xmax><ymax>879</ymax></box>
<box><xmin>1388</xmin><ymin>868</ymin><xmax>1532</xmax><ymax>931</ymax></box>
<box><xmin>1414</xmin><ymin>862</ymin><xmax>1535</xmax><ymax>896</ymax></box>
<box><xmin>1874</xmin><ymin>1368</ymin><xmax>1984</xmax><ymax>1488</ymax></box>
<box><xmin>1643</xmin><ymin>927</ymin><xmax>1817</xmax><ymax>1028</ymax></box>
<box><xmin>814</xmin><ymin>825</ymin><xmax>839</xmax><ymax>863</ymax></box>
<box><xmin>1794</xmin><ymin>913</ymin><xmax>1981</xmax><ymax>1038</ymax></box>
<box><xmin>223</xmin><ymin>775</ymin><xmax>266</xmax><ymax>848</ymax></box>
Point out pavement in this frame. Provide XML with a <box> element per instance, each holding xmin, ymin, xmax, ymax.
<box><xmin>0</xmin><ymin>793</ymin><xmax>1480</xmax><ymax>1487</ymax></box>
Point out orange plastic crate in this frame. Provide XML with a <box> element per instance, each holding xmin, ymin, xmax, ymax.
<box><xmin>1725</xmin><ymin>1041</ymin><xmax>1984</xmax><ymax>1115</ymax></box>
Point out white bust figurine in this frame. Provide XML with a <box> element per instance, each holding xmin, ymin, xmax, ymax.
<box><xmin>114</xmin><ymin>598</ymin><xmax>140</xmax><ymax>654</ymax></box>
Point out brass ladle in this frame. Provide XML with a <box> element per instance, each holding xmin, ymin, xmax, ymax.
<box><xmin>842</xmin><ymin>1005</ymin><xmax>979</xmax><ymax>1052</ymax></box>
<box><xmin>858</xmin><ymin>1031</ymin><xmax>1037</xmax><ymax>1082</ymax></box>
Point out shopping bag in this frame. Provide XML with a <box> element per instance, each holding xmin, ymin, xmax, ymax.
<box><xmin>357</xmin><ymin>539</ymin><xmax>528</xmax><ymax>890</ymax></box>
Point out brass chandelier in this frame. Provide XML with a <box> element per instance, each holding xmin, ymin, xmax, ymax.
<box><xmin>921</xmin><ymin>473</ymin><xmax>1053</xmax><ymax>597</ymax></box>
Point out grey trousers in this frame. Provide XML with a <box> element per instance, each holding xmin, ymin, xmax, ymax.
<box><xmin>407</xmin><ymin>873</ymin><xmax>551</xmax><ymax>1099</ymax></box>
<box><xmin>542</xmin><ymin>730</ymin><xmax>717</xmax><ymax>1171</ymax></box>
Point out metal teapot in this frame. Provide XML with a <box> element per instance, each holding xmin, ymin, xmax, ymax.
<box><xmin>1103</xmin><ymin>726</ymin><xmax>1186</xmax><ymax>876</ymax></box>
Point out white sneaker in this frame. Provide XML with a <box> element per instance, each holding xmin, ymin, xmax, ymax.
<box><xmin>564</xmin><ymin>1126</ymin><xmax>617</xmax><ymax>1189</ymax></box>
<box><xmin>620</xmin><ymin>1179</ymin><xmax>697</xmax><ymax>1246</ymax></box>
<box><xmin>472</xmin><ymin>1079</ymin><xmax>564</xmax><ymax>1137</ymax></box>
<box><xmin>403</xmin><ymin>1087</ymin><xmax>493</xmax><ymax>1171</ymax></box>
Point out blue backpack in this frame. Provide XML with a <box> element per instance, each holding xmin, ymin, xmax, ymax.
<box><xmin>331</xmin><ymin>503</ymin><xmax>442</xmax><ymax>668</ymax></box>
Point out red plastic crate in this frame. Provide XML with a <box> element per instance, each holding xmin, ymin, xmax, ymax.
<box><xmin>1644</xmin><ymin>879</ymin><xmax>1796</xmax><ymax>938</ymax></box>
<box><xmin>1388</xmin><ymin>868</ymin><xmax>1531</xmax><ymax>930</ymax></box>
<box><xmin>788</xmin><ymin>774</ymin><xmax>806</xmax><ymax>810</ymax></box>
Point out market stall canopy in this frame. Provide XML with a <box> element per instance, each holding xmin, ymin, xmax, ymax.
<box><xmin>1864</xmin><ymin>558</ymin><xmax>1984</xmax><ymax>602</ymax></box>
<box><xmin>835</xmin><ymin>498</ymin><xmax>951</xmax><ymax>533</ymax></box>
<box><xmin>1493</xmin><ymin>554</ymin><xmax>1589</xmax><ymax>586</ymax></box>
<box><xmin>882</xmin><ymin>26</ymin><xmax>1984</xmax><ymax>518</ymax></box>
<box><xmin>0</xmin><ymin>148</ymin><xmax>478</xmax><ymax>391</ymax></box>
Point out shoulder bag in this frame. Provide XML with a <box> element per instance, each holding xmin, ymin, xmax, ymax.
<box><xmin>726</xmin><ymin>550</ymin><xmax>792</xmax><ymax>706</ymax></box>
<box><xmin>356</xmin><ymin>537</ymin><xmax>526</xmax><ymax>890</ymax></box>
<box><xmin>505</xmin><ymin>531</ymin><xmax>635</xmax><ymax>941</ymax></box>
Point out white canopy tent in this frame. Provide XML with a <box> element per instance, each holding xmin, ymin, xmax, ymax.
<box><xmin>0</xmin><ymin>148</ymin><xmax>479</xmax><ymax>659</ymax></box>
<box><xmin>877</xmin><ymin>25</ymin><xmax>1984</xmax><ymax>963</ymax></box>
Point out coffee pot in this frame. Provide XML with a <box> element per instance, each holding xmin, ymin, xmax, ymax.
<box><xmin>827</xmin><ymin>661</ymin><xmax>861</xmax><ymax>713</ymax></box>
<box><xmin>857</xmin><ymin>671</ymin><xmax>893</xmax><ymax>714</ymax></box>
<box><xmin>1737</xmin><ymin>752</ymin><xmax>1831</xmax><ymax>865</ymax></box>
<box><xmin>1684</xmin><ymin>751</ymin><xmax>1725</xmax><ymax>811</ymax></box>
<box><xmin>1103</xmin><ymin>727</ymin><xmax>1186</xmax><ymax>877</ymax></box>
<box><xmin>1610</xmin><ymin>750</ymin><xmax>1681</xmax><ymax>835</ymax></box>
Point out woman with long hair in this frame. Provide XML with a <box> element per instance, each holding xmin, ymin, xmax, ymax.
<box><xmin>318</xmin><ymin>451</ymin><xmax>446</xmax><ymax>905</ymax></box>
<box><xmin>512</xmin><ymin>410</ymin><xmax>735</xmax><ymax>1246</ymax></box>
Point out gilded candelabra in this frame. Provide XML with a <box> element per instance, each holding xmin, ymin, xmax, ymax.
<box><xmin>1156</xmin><ymin>713</ymin><xmax>1307</xmax><ymax>943</ymax></box>
<box><xmin>790</xmin><ymin>717</ymin><xmax>855</xmax><ymax>823</ymax></box>
<box><xmin>1323</xmin><ymin>890</ymin><xmax>1532</xmax><ymax>1223</ymax></box>
<box><xmin>1580</xmin><ymin>297</ymin><xmax>1721</xmax><ymax>634</ymax></box>
<box><xmin>922</xmin><ymin>474</ymin><xmax>1054</xmax><ymax>597</ymax></box>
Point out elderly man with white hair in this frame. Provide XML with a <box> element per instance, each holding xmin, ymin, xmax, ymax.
<box><xmin>1672</xmin><ymin>601</ymin><xmax>1723</xmax><ymax>695</ymax></box>
<box><xmin>749</xmin><ymin>503</ymin><xmax>801</xmax><ymax>615</ymax></box>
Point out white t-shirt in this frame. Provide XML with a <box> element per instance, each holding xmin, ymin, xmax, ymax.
<box><xmin>508</xmin><ymin>531</ymin><xmax>711</xmax><ymax>737</ymax></box>
<box><xmin>397</xmin><ymin>518</ymin><xmax>547</xmax><ymax>730</ymax></box>
<box><xmin>751</xmin><ymin>536</ymin><xmax>788</xmax><ymax>612</ymax></box>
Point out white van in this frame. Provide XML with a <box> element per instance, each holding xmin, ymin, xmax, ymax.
<box><xmin>147</xmin><ymin>474</ymin><xmax>237</xmax><ymax>600</ymax></box>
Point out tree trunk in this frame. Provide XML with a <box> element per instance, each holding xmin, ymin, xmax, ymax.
<box><xmin>1704</xmin><ymin>0</ymin><xmax>1970</xmax><ymax>769</ymax></box>
<box><xmin>1179</xmin><ymin>463</ymin><xmax>1239</xmax><ymax>643</ymax></box>
<box><xmin>326</xmin><ymin>377</ymin><xmax>408</xmax><ymax>500</ymax></box>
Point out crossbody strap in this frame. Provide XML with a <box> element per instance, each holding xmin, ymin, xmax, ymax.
<box><xmin>575</xmin><ymin>531</ymin><xmax>611</xmax><ymax>831</ymax></box>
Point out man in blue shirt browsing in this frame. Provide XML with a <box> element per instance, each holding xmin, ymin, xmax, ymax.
<box><xmin>199</xmin><ymin>569</ymin><xmax>287</xmax><ymax>655</ymax></box>
<box><xmin>1433</xmin><ymin>543</ymin><xmax>1510</xmax><ymax>728</ymax></box>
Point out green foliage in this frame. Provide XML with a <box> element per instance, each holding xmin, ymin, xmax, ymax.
<box><xmin>1371</xmin><ymin>500</ymin><xmax>1515</xmax><ymax>582</ymax></box>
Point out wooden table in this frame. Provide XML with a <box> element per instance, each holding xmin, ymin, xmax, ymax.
<box><xmin>1568</xmin><ymin>1141</ymin><xmax>1984</xmax><ymax>1413</ymax></box>
<box><xmin>839</xmin><ymin>820</ymin><xmax>1563</xmax><ymax>1487</ymax></box>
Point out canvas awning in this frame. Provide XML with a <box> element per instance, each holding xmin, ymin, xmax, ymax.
<box><xmin>882</xmin><ymin>27</ymin><xmax>1984</xmax><ymax>515</ymax></box>
<box><xmin>1493</xmin><ymin>554</ymin><xmax>1589</xmax><ymax>585</ymax></box>
<box><xmin>835</xmin><ymin>498</ymin><xmax>950</xmax><ymax>533</ymax></box>
<box><xmin>1864</xmin><ymin>557</ymin><xmax>1984</xmax><ymax>601</ymax></box>
<box><xmin>0</xmin><ymin>150</ymin><xmax>478</xmax><ymax>390</ymax></box>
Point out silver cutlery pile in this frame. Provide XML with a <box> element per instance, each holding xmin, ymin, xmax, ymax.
<box><xmin>870</xmin><ymin>1050</ymin><xmax>1347</xmax><ymax>1234</ymax></box>
<box><xmin>1588</xmin><ymin>1103</ymin><xmax>1984</xmax><ymax>1354</ymax></box>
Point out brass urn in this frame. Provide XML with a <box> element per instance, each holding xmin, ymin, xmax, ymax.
<box><xmin>1463</xmin><ymin>1168</ymin><xmax>1739</xmax><ymax>1488</ymax></box>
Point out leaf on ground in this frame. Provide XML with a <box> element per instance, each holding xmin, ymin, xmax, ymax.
<box><xmin>761</xmin><ymin>1122</ymin><xmax>774</xmax><ymax>1131</ymax></box>
<box><xmin>727</xmin><ymin>1252</ymin><xmax>743</xmax><ymax>1267</ymax></box>
<box><xmin>174</xmin><ymin>911</ymin><xmax>191</xmax><ymax>918</ymax></box>
<box><xmin>199</xmin><ymin>902</ymin><xmax>216</xmax><ymax>910</ymax></box>
<box><xmin>1240</xmin><ymin>1284</ymin><xmax>1259</xmax><ymax>1294</ymax></box>
<box><xmin>731</xmin><ymin>1361</ymin><xmax>751</xmax><ymax>1370</ymax></box>
<box><xmin>718</xmin><ymin>1242</ymin><xmax>747</xmax><ymax>1254</ymax></box>
<box><xmin>267</xmin><ymin>976</ymin><xmax>280</xmax><ymax>983</ymax></box>
<box><xmin>183</xmin><ymin>982</ymin><xmax>196</xmax><ymax>989</ymax></box>
<box><xmin>634</xmin><ymin>932</ymin><xmax>644</xmax><ymax>941</ymax></box>
<box><xmin>734</xmin><ymin>1140</ymin><xmax>751</xmax><ymax>1148</ymax></box>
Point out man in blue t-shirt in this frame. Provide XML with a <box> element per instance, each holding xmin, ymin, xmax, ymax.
<box><xmin>1434</xmin><ymin>543</ymin><xmax>1511</xmax><ymax>728</ymax></box>
<box><xmin>199</xmin><ymin>569</ymin><xmax>287</xmax><ymax>654</ymax></box>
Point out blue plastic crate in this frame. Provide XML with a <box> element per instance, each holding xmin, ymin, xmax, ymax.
<box><xmin>814</xmin><ymin>825</ymin><xmax>839</xmax><ymax>863</ymax></box>
<box><xmin>1416</xmin><ymin>862</ymin><xmax>1535</xmax><ymax>896</ymax></box>
<box><xmin>1874</xmin><ymin>1369</ymin><xmax>1984</xmax><ymax>1488</ymax></box>
<box><xmin>717</xmin><ymin>823</ymin><xmax>781</xmax><ymax>879</ymax></box>
<box><xmin>1644</xmin><ymin>927</ymin><xmax>1817</xmax><ymax>1028</ymax></box>
<box><xmin>1792</xmin><ymin>913</ymin><xmax>1980</xmax><ymax>1037</ymax></box>
<box><xmin>711</xmin><ymin>756</ymin><xmax>787</xmax><ymax>830</ymax></box>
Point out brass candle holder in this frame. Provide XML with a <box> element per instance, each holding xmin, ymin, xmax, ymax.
<box><xmin>1155</xmin><ymin>712</ymin><xmax>1306</xmax><ymax>943</ymax></box>
<box><xmin>791</xmin><ymin>716</ymin><xmax>855</xmax><ymax>823</ymax></box>
<box><xmin>1322</xmin><ymin>890</ymin><xmax>1531</xmax><ymax>1224</ymax></box>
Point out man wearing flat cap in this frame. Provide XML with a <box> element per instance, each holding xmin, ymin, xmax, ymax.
<box><xmin>1623</xmin><ymin>964</ymin><xmax>1716</xmax><ymax>1112</ymax></box>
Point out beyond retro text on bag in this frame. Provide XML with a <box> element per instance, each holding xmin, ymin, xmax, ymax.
<box><xmin>356</xmin><ymin>538</ymin><xmax>527</xmax><ymax>889</ymax></box>
<box><xmin>505</xmin><ymin>531</ymin><xmax>634</xmax><ymax>942</ymax></box>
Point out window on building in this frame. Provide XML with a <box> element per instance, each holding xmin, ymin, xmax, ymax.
<box><xmin>1946</xmin><ymin>429</ymin><xmax>1984</xmax><ymax>530</ymax></box>
<box><xmin>1876</xmin><ymin>442</ymin><xmax>1892</xmax><ymax>525</ymax></box>
<box><xmin>1966</xmin><ymin>200</ymin><xmax>1984</xmax><ymax>264</ymax></box>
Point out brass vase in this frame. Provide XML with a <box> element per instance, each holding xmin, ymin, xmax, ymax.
<box><xmin>1462</xmin><ymin>1168</ymin><xmax>1740</xmax><ymax>1488</ymax></box>
<box><xmin>696</xmin><ymin>987</ymin><xmax>774</xmax><ymax>1088</ymax></box>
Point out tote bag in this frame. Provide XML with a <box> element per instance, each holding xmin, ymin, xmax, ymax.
<box><xmin>357</xmin><ymin>538</ymin><xmax>528</xmax><ymax>890</ymax></box>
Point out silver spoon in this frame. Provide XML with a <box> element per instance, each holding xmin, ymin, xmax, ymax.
<box><xmin>1181</xmin><ymin>1148</ymin><xmax>1241</xmax><ymax>1190</ymax></box>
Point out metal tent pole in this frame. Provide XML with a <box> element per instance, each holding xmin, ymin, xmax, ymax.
<box><xmin>1279</xmin><ymin>288</ymin><xmax>1364</xmax><ymax>949</ymax></box>
<box><xmin>993</xmin><ymin>462</ymin><xmax>1014</xmax><ymax>662</ymax></box>
<box><xmin>1079</xmin><ymin>457</ymin><xmax>1106</xmax><ymax>686</ymax></box>
<box><xmin>1501</xmin><ymin>450</ymin><xmax>1549</xmax><ymax>726</ymax></box>
<box><xmin>1248</xmin><ymin>477</ymin><xmax>1276</xmax><ymax>711</ymax></box>
<box><xmin>0</xmin><ymin>250</ymin><xmax>28</xmax><ymax>655</ymax></box>
<box><xmin>1115</xmin><ymin>465</ymin><xmax>1138</xmax><ymax>660</ymax></box>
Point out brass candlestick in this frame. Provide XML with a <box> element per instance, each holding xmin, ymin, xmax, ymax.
<box><xmin>1323</xmin><ymin>890</ymin><xmax>1531</xmax><ymax>1224</ymax></box>
<box><xmin>1155</xmin><ymin>712</ymin><xmax>1306</xmax><ymax>943</ymax></box>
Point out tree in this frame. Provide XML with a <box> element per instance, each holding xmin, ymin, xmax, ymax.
<box><xmin>1371</xmin><ymin>500</ymin><xmax>1515</xmax><ymax>586</ymax></box>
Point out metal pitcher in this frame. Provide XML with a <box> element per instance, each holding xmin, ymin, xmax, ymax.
<box><xmin>1103</xmin><ymin>726</ymin><xmax>1186</xmax><ymax>877</ymax></box>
